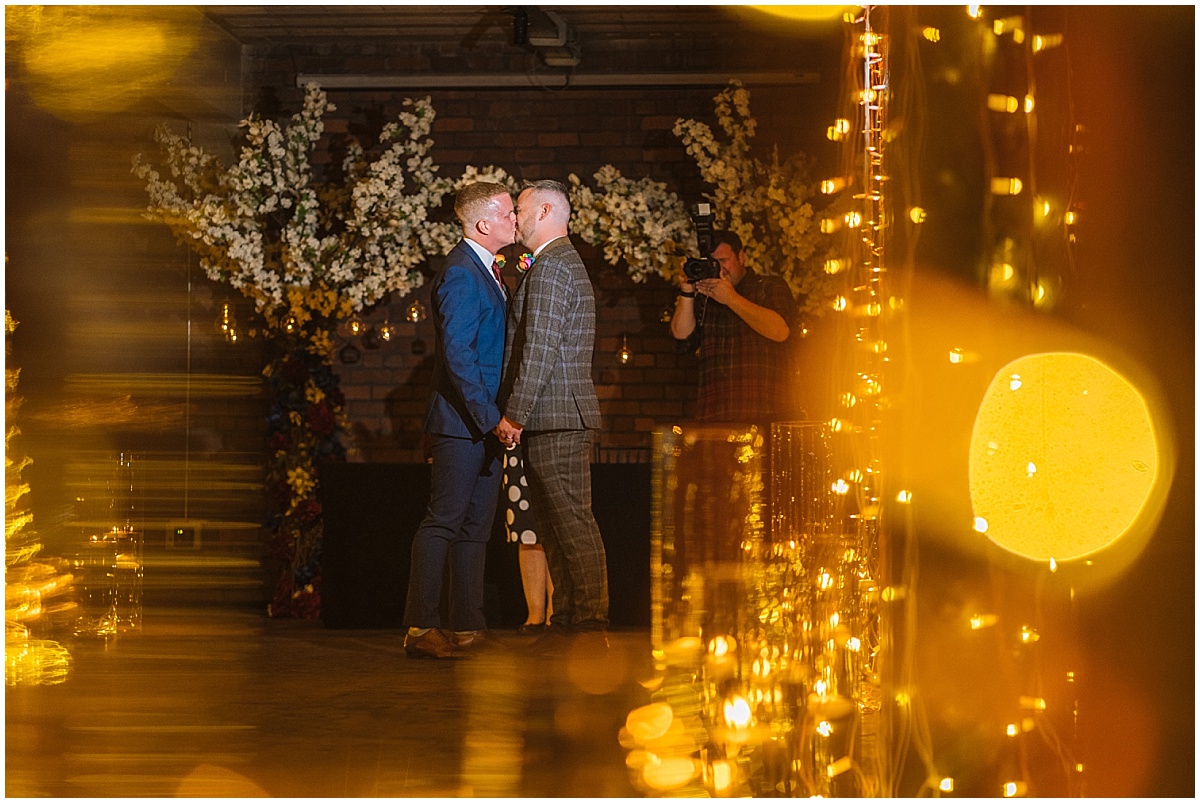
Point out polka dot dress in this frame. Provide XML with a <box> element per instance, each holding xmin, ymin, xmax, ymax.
<box><xmin>503</xmin><ymin>444</ymin><xmax>538</xmax><ymax>545</ymax></box>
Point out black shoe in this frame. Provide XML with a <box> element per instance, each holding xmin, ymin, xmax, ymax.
<box><xmin>529</xmin><ymin>623</ymin><xmax>572</xmax><ymax>656</ymax></box>
<box><xmin>517</xmin><ymin>622</ymin><xmax>547</xmax><ymax>635</ymax></box>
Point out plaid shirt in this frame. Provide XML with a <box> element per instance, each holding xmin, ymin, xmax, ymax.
<box><xmin>694</xmin><ymin>270</ymin><xmax>798</xmax><ymax>424</ymax></box>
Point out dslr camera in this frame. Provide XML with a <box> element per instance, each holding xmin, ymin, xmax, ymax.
<box><xmin>683</xmin><ymin>202</ymin><xmax>721</xmax><ymax>282</ymax></box>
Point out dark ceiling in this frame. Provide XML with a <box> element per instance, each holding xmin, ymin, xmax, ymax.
<box><xmin>202</xmin><ymin>5</ymin><xmax>839</xmax><ymax>45</ymax></box>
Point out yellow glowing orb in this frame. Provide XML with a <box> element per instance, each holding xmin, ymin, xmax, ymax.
<box><xmin>969</xmin><ymin>352</ymin><xmax>1158</xmax><ymax>561</ymax></box>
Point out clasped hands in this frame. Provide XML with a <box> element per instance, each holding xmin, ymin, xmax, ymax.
<box><xmin>494</xmin><ymin>415</ymin><xmax>523</xmax><ymax>447</ymax></box>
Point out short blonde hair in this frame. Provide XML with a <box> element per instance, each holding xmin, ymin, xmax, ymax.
<box><xmin>455</xmin><ymin>181</ymin><xmax>510</xmax><ymax>228</ymax></box>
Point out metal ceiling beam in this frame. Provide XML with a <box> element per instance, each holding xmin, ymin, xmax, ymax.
<box><xmin>295</xmin><ymin>71</ymin><xmax>820</xmax><ymax>90</ymax></box>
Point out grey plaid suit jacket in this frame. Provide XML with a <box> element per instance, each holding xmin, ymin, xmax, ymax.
<box><xmin>501</xmin><ymin>236</ymin><xmax>601</xmax><ymax>431</ymax></box>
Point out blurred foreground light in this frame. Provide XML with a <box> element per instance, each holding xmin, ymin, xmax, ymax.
<box><xmin>1033</xmin><ymin>33</ymin><xmax>1064</xmax><ymax>52</ymax></box>
<box><xmin>8</xmin><ymin>6</ymin><xmax>201</xmax><ymax>122</ymax></box>
<box><xmin>969</xmin><ymin>352</ymin><xmax>1160</xmax><ymax>562</ymax></box>
<box><xmin>723</xmin><ymin>695</ymin><xmax>753</xmax><ymax>729</ymax></box>
<box><xmin>626</xmin><ymin>703</ymin><xmax>674</xmax><ymax>744</ymax></box>
<box><xmin>747</xmin><ymin>5</ymin><xmax>850</xmax><ymax>22</ymax></box>
<box><xmin>991</xmin><ymin>177</ymin><xmax>1024</xmax><ymax>195</ymax></box>
<box><xmin>988</xmin><ymin>93</ymin><xmax>1021</xmax><ymax>113</ymax></box>
<box><xmin>711</xmin><ymin>759</ymin><xmax>734</xmax><ymax>793</ymax></box>
<box><xmin>826</xmin><ymin>117</ymin><xmax>852</xmax><ymax>141</ymax></box>
<box><xmin>939</xmin><ymin>777</ymin><xmax>955</xmax><ymax>792</ymax></box>
<box><xmin>643</xmin><ymin>757</ymin><xmax>698</xmax><ymax>791</ymax></box>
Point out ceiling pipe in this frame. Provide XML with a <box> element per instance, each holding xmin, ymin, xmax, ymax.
<box><xmin>294</xmin><ymin>71</ymin><xmax>820</xmax><ymax>90</ymax></box>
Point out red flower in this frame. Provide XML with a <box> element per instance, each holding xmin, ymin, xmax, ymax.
<box><xmin>305</xmin><ymin>401</ymin><xmax>337</xmax><ymax>438</ymax></box>
<box><xmin>269</xmin><ymin>432</ymin><xmax>291</xmax><ymax>454</ymax></box>
<box><xmin>294</xmin><ymin>498</ymin><xmax>323</xmax><ymax>524</ymax></box>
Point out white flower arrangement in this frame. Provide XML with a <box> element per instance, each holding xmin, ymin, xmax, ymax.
<box><xmin>567</xmin><ymin>167</ymin><xmax>694</xmax><ymax>283</ymax></box>
<box><xmin>133</xmin><ymin>82</ymin><xmax>459</xmax><ymax>336</ymax></box>
<box><xmin>569</xmin><ymin>81</ymin><xmax>835</xmax><ymax>318</ymax></box>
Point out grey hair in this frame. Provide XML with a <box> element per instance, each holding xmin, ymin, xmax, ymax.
<box><xmin>522</xmin><ymin>179</ymin><xmax>571</xmax><ymax>220</ymax></box>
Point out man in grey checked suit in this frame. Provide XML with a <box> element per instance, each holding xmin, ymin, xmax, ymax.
<box><xmin>495</xmin><ymin>179</ymin><xmax>609</xmax><ymax>635</ymax></box>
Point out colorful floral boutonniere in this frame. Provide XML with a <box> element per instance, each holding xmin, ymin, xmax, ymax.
<box><xmin>517</xmin><ymin>252</ymin><xmax>534</xmax><ymax>273</ymax></box>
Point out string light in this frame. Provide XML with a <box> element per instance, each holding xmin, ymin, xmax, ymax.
<box><xmin>616</xmin><ymin>334</ymin><xmax>633</xmax><ymax>365</ymax></box>
<box><xmin>218</xmin><ymin>302</ymin><xmax>239</xmax><ymax>343</ymax></box>
<box><xmin>822</xmin><ymin>177</ymin><xmax>847</xmax><ymax>194</ymax></box>
<box><xmin>404</xmin><ymin>298</ymin><xmax>427</xmax><ymax>323</ymax></box>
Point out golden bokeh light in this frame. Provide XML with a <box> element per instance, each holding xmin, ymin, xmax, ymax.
<box><xmin>6</xmin><ymin>6</ymin><xmax>201</xmax><ymax>121</ymax></box>
<box><xmin>746</xmin><ymin>6</ymin><xmax>851</xmax><ymax>23</ymax></box>
<box><xmin>968</xmin><ymin>352</ymin><xmax>1158</xmax><ymax>562</ymax></box>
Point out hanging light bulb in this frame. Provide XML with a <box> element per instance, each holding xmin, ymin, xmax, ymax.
<box><xmin>282</xmin><ymin>315</ymin><xmax>298</xmax><ymax>334</ymax></box>
<box><xmin>617</xmin><ymin>334</ymin><xmax>633</xmax><ymax>365</ymax></box>
<box><xmin>218</xmin><ymin>302</ymin><xmax>239</xmax><ymax>343</ymax></box>
<box><xmin>405</xmin><ymin>298</ymin><xmax>428</xmax><ymax>323</ymax></box>
<box><xmin>377</xmin><ymin>318</ymin><xmax>395</xmax><ymax>342</ymax></box>
<box><xmin>346</xmin><ymin>314</ymin><xmax>365</xmax><ymax>337</ymax></box>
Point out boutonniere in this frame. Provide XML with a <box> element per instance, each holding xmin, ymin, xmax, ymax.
<box><xmin>493</xmin><ymin>254</ymin><xmax>507</xmax><ymax>270</ymax></box>
<box><xmin>517</xmin><ymin>253</ymin><xmax>534</xmax><ymax>273</ymax></box>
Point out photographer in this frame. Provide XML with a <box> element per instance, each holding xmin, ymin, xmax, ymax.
<box><xmin>670</xmin><ymin>227</ymin><xmax>798</xmax><ymax>424</ymax></box>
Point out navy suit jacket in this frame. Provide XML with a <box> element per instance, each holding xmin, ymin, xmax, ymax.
<box><xmin>423</xmin><ymin>239</ymin><xmax>508</xmax><ymax>439</ymax></box>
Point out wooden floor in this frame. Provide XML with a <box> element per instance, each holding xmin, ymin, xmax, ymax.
<box><xmin>6</xmin><ymin>607</ymin><xmax>656</xmax><ymax>797</ymax></box>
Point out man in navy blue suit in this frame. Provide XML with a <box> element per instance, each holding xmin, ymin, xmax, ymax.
<box><xmin>403</xmin><ymin>181</ymin><xmax>515</xmax><ymax>659</ymax></box>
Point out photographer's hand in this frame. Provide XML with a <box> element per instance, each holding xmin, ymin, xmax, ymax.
<box><xmin>698</xmin><ymin>278</ymin><xmax>790</xmax><ymax>342</ymax></box>
<box><xmin>696</xmin><ymin>277</ymin><xmax>737</xmax><ymax>306</ymax></box>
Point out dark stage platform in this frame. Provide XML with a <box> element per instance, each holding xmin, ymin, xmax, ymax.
<box><xmin>318</xmin><ymin>462</ymin><xmax>652</xmax><ymax>631</ymax></box>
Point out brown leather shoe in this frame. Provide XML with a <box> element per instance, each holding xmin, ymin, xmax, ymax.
<box><xmin>450</xmin><ymin>630</ymin><xmax>500</xmax><ymax>651</ymax></box>
<box><xmin>405</xmin><ymin>628</ymin><xmax>467</xmax><ymax>659</ymax></box>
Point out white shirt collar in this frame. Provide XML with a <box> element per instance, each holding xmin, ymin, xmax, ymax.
<box><xmin>463</xmin><ymin>237</ymin><xmax>494</xmax><ymax>266</ymax></box>
<box><xmin>532</xmin><ymin>235</ymin><xmax>565</xmax><ymax>259</ymax></box>
<box><xmin>463</xmin><ymin>238</ymin><xmax>505</xmax><ymax>292</ymax></box>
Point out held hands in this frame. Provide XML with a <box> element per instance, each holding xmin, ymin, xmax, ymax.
<box><xmin>494</xmin><ymin>416</ymin><xmax>524</xmax><ymax>446</ymax></box>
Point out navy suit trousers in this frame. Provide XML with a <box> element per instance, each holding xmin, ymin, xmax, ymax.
<box><xmin>403</xmin><ymin>435</ymin><xmax>502</xmax><ymax>632</ymax></box>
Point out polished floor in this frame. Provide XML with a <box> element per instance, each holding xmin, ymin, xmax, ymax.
<box><xmin>6</xmin><ymin>607</ymin><xmax>657</xmax><ymax>797</ymax></box>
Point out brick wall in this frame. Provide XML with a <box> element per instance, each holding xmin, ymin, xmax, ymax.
<box><xmin>240</xmin><ymin>21</ymin><xmax>840</xmax><ymax>462</ymax></box>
